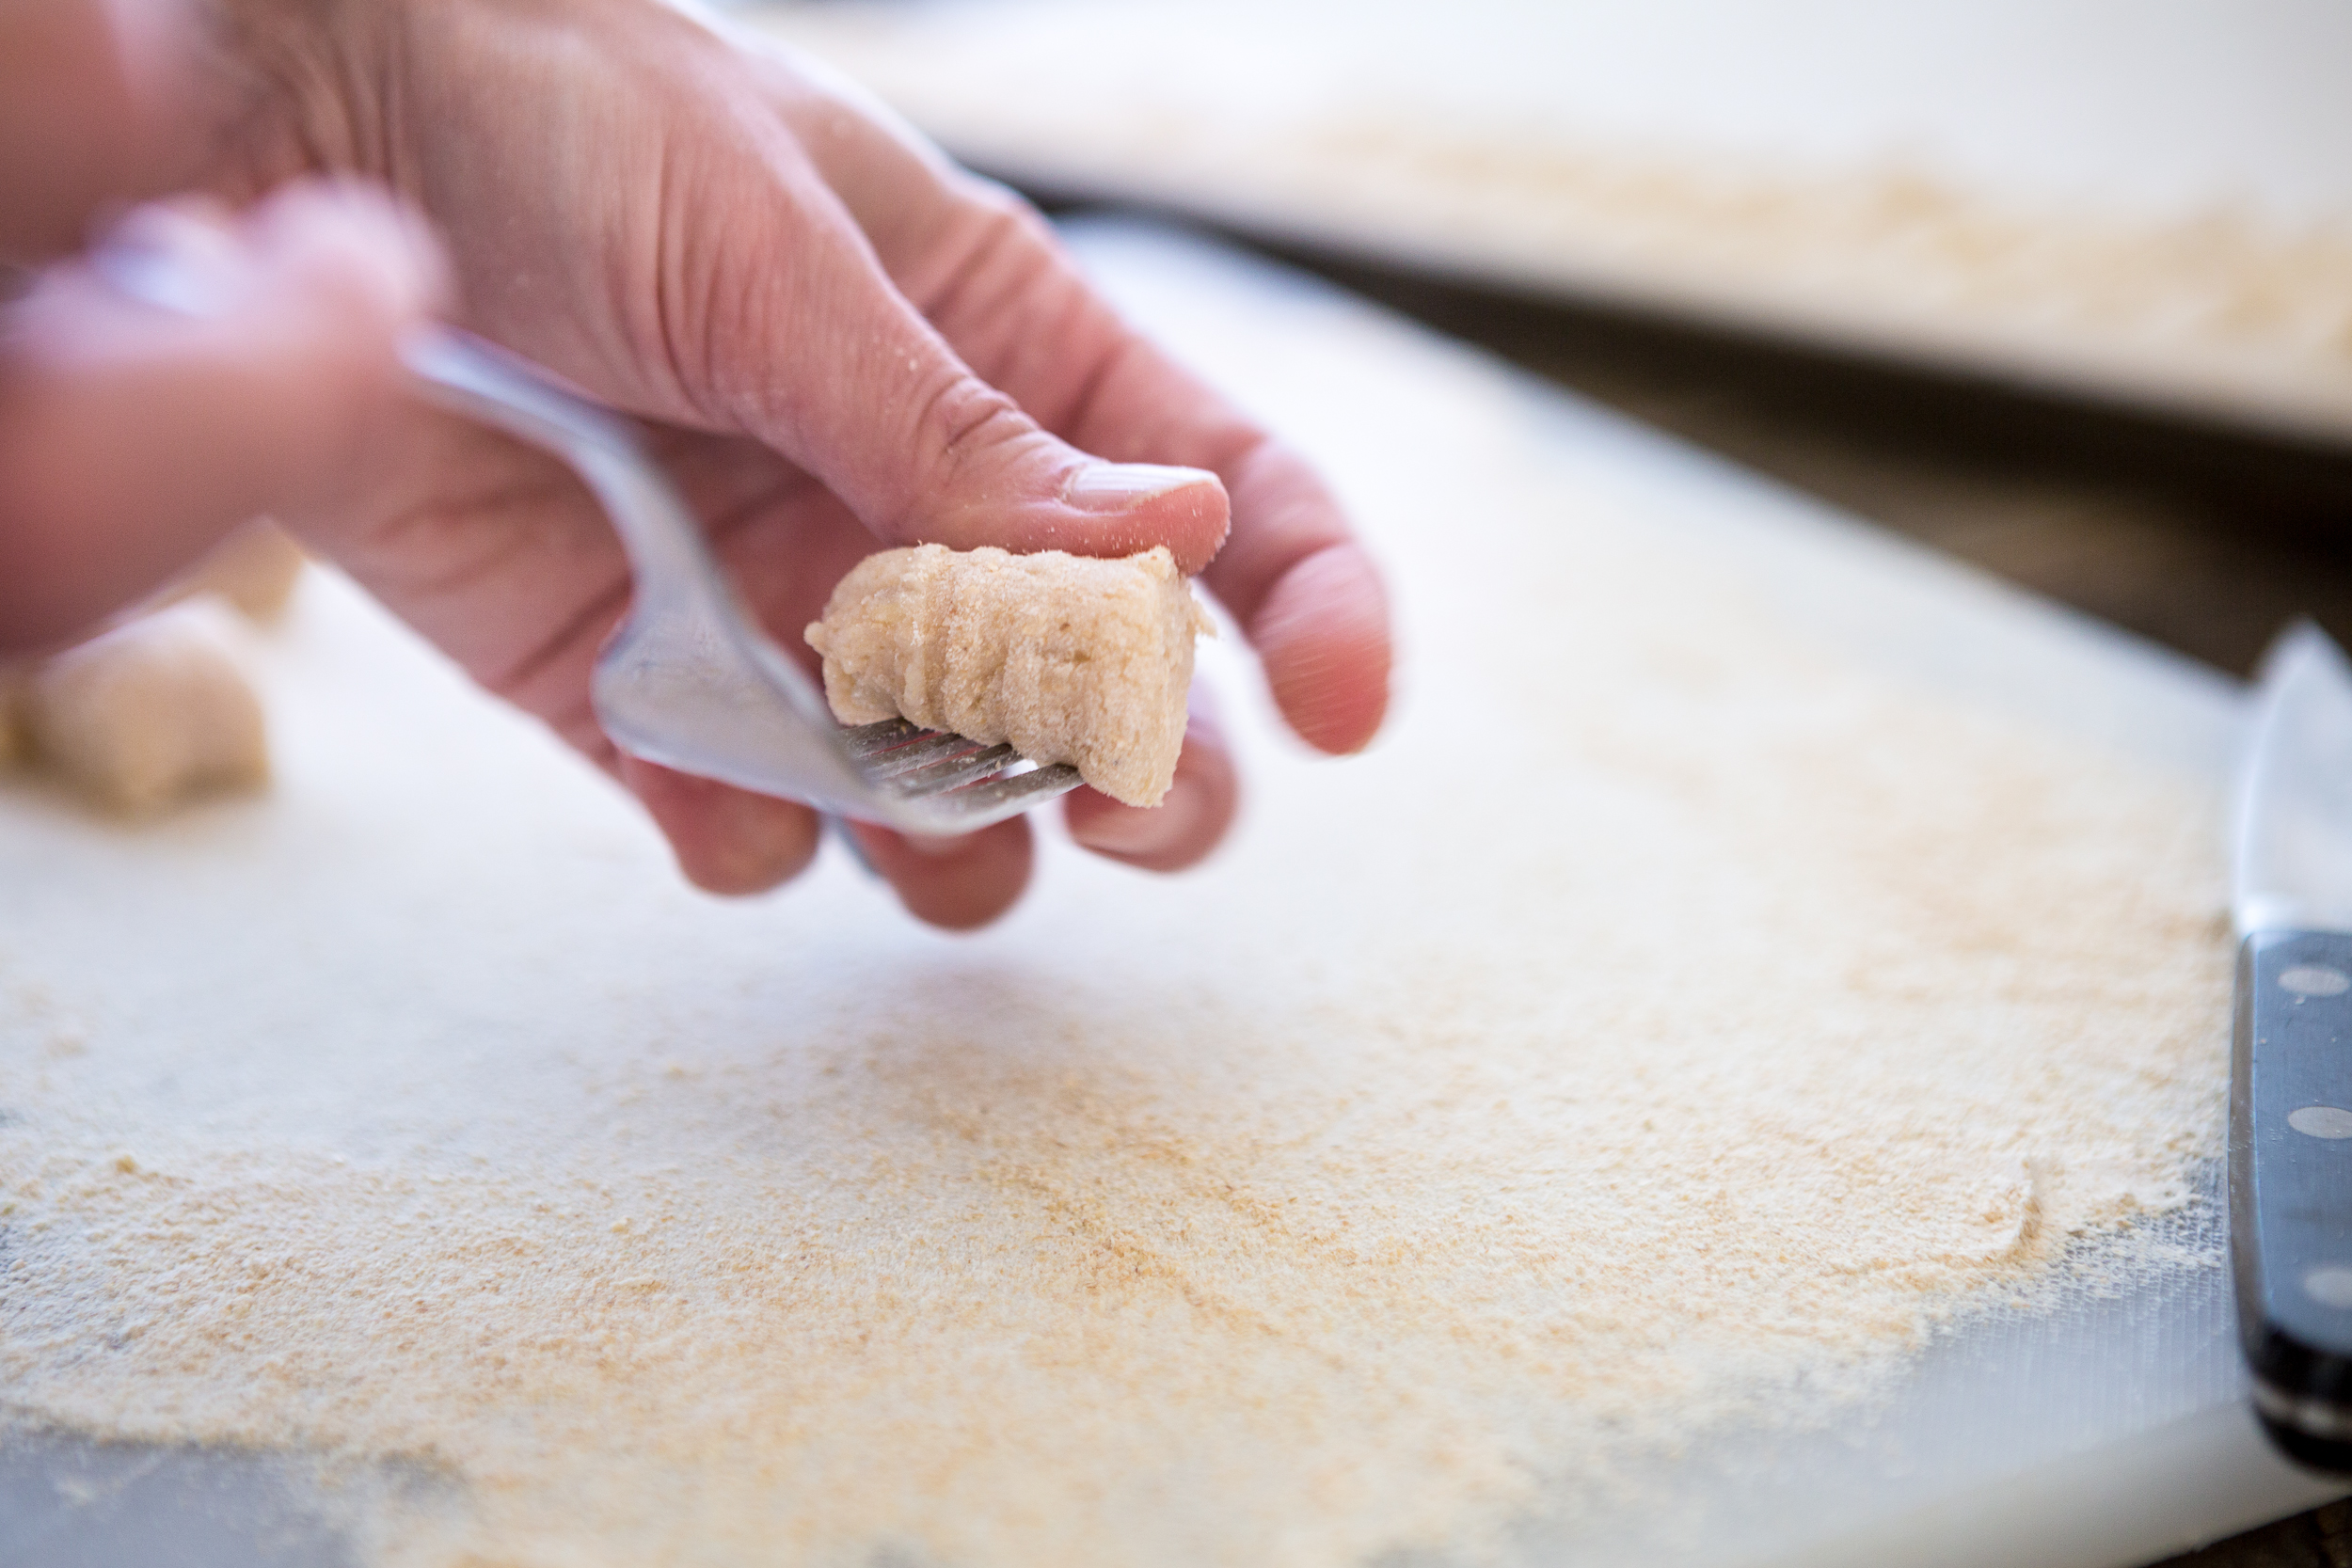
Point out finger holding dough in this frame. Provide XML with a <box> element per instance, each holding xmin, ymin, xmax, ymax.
<box><xmin>775</xmin><ymin>103</ymin><xmax>1394</xmax><ymax>757</ymax></box>
<box><xmin>1199</xmin><ymin>442</ymin><xmax>1391</xmax><ymax>757</ymax></box>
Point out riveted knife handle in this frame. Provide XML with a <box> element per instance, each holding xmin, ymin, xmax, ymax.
<box><xmin>2233</xmin><ymin>929</ymin><xmax>2352</xmax><ymax>1470</ymax></box>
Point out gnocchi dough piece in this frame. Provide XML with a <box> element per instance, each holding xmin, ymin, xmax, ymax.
<box><xmin>805</xmin><ymin>544</ymin><xmax>1214</xmax><ymax>807</ymax></box>
<box><xmin>0</xmin><ymin>662</ymin><xmax>27</xmax><ymax>770</ymax></box>
<box><xmin>167</xmin><ymin>520</ymin><xmax>308</xmax><ymax>621</ymax></box>
<box><xmin>24</xmin><ymin>597</ymin><xmax>268</xmax><ymax>815</ymax></box>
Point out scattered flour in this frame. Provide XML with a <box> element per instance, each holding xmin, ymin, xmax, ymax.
<box><xmin>0</xmin><ymin>236</ymin><xmax>2236</xmax><ymax>1566</ymax></box>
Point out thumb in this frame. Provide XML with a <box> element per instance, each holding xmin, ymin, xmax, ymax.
<box><xmin>0</xmin><ymin>182</ymin><xmax>444</xmax><ymax>650</ymax></box>
<box><xmin>697</xmin><ymin>166</ymin><xmax>1229</xmax><ymax>567</ymax></box>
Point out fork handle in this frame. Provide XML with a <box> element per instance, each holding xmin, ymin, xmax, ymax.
<box><xmin>402</xmin><ymin>326</ymin><xmax>639</xmax><ymax>463</ymax></box>
<box><xmin>400</xmin><ymin>328</ymin><xmax>718</xmax><ymax>611</ymax></box>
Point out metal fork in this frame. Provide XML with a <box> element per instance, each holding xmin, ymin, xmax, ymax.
<box><xmin>403</xmin><ymin>327</ymin><xmax>1081</xmax><ymax>833</ymax></box>
<box><xmin>91</xmin><ymin>227</ymin><xmax>1079</xmax><ymax>834</ymax></box>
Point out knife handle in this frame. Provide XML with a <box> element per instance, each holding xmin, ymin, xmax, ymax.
<box><xmin>2233</xmin><ymin>929</ymin><xmax>2352</xmax><ymax>1470</ymax></box>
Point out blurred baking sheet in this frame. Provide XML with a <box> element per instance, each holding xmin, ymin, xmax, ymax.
<box><xmin>746</xmin><ymin>0</ymin><xmax>2352</xmax><ymax>449</ymax></box>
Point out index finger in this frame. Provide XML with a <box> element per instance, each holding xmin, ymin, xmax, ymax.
<box><xmin>0</xmin><ymin>0</ymin><xmax>209</xmax><ymax>261</ymax></box>
<box><xmin>761</xmin><ymin>58</ymin><xmax>1392</xmax><ymax>756</ymax></box>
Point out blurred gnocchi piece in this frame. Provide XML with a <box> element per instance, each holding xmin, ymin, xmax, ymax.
<box><xmin>24</xmin><ymin>597</ymin><xmax>269</xmax><ymax>816</ymax></box>
<box><xmin>0</xmin><ymin>662</ymin><xmax>27</xmax><ymax>771</ymax></box>
<box><xmin>3</xmin><ymin>522</ymin><xmax>305</xmax><ymax>815</ymax></box>
<box><xmin>163</xmin><ymin>519</ymin><xmax>308</xmax><ymax>621</ymax></box>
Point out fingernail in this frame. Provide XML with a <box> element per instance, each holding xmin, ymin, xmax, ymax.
<box><xmin>91</xmin><ymin>206</ymin><xmax>244</xmax><ymax>319</ymax></box>
<box><xmin>901</xmin><ymin>831</ymin><xmax>972</xmax><ymax>857</ymax></box>
<box><xmin>1062</xmin><ymin>463</ymin><xmax>1218</xmax><ymax>514</ymax></box>
<box><xmin>267</xmin><ymin>184</ymin><xmax>445</xmax><ymax>323</ymax></box>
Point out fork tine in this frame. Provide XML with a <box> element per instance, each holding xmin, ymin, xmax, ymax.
<box><xmin>859</xmin><ymin>731</ymin><xmax>985</xmax><ymax>779</ymax></box>
<box><xmin>887</xmin><ymin>743</ymin><xmax>1020</xmax><ymax>798</ymax></box>
<box><xmin>839</xmin><ymin>718</ymin><xmax>924</xmax><ymax>760</ymax></box>
<box><xmin>844</xmin><ymin>719</ymin><xmax>1083</xmax><ymax>826</ymax></box>
<box><xmin>909</xmin><ymin>763</ymin><xmax>1084</xmax><ymax>826</ymax></box>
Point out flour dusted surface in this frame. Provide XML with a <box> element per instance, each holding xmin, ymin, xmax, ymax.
<box><xmin>0</xmin><ymin>235</ymin><xmax>2236</xmax><ymax>1566</ymax></box>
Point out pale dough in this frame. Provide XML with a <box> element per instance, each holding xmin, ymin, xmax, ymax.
<box><xmin>0</xmin><ymin>661</ymin><xmax>26</xmax><ymax>770</ymax></box>
<box><xmin>23</xmin><ymin>596</ymin><xmax>269</xmax><ymax>815</ymax></box>
<box><xmin>805</xmin><ymin>543</ymin><xmax>1214</xmax><ymax>807</ymax></box>
<box><xmin>165</xmin><ymin>519</ymin><xmax>308</xmax><ymax>621</ymax></box>
<box><xmin>7</xmin><ymin>521</ymin><xmax>295</xmax><ymax>812</ymax></box>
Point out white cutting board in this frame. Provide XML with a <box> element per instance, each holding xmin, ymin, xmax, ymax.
<box><xmin>752</xmin><ymin>0</ymin><xmax>2352</xmax><ymax>448</ymax></box>
<box><xmin>1</xmin><ymin>223</ymin><xmax>2343</xmax><ymax>1567</ymax></box>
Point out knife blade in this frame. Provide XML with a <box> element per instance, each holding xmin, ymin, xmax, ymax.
<box><xmin>2233</xmin><ymin>621</ymin><xmax>2352</xmax><ymax>1470</ymax></box>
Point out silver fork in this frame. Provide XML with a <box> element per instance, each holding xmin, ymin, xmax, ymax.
<box><xmin>404</xmin><ymin>327</ymin><xmax>1081</xmax><ymax>833</ymax></box>
<box><xmin>91</xmin><ymin>228</ymin><xmax>1079</xmax><ymax>834</ymax></box>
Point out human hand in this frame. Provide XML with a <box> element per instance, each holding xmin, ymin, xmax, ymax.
<box><xmin>13</xmin><ymin>0</ymin><xmax>1395</xmax><ymax>928</ymax></box>
<box><xmin>0</xmin><ymin>5</ymin><xmax>443</xmax><ymax>651</ymax></box>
